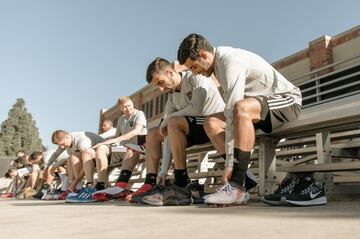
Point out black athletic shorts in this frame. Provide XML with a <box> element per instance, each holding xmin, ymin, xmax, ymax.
<box><xmin>184</xmin><ymin>116</ymin><xmax>210</xmax><ymax>147</ymax></box>
<box><xmin>254</xmin><ymin>95</ymin><xmax>301</xmax><ymax>133</ymax></box>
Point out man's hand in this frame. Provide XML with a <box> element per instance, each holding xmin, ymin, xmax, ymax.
<box><xmin>156</xmin><ymin>174</ymin><xmax>167</xmax><ymax>185</ymax></box>
<box><xmin>69</xmin><ymin>180</ymin><xmax>79</xmax><ymax>192</ymax></box>
<box><xmin>222</xmin><ymin>167</ymin><xmax>233</xmax><ymax>184</ymax></box>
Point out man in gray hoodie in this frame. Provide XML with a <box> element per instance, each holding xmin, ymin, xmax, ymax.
<box><xmin>177</xmin><ymin>33</ymin><xmax>310</xmax><ymax>206</ymax></box>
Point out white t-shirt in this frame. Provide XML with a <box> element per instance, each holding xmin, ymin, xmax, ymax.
<box><xmin>67</xmin><ymin>131</ymin><xmax>105</xmax><ymax>153</ymax></box>
<box><xmin>115</xmin><ymin>110</ymin><xmax>147</xmax><ymax>141</ymax></box>
<box><xmin>99</xmin><ymin>127</ymin><xmax>117</xmax><ymax>139</ymax></box>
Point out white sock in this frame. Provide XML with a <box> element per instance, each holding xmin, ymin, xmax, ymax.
<box><xmin>61</xmin><ymin>176</ymin><xmax>69</xmax><ymax>192</ymax></box>
<box><xmin>58</xmin><ymin>173</ymin><xmax>66</xmax><ymax>182</ymax></box>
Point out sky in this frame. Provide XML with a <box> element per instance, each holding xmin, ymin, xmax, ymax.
<box><xmin>0</xmin><ymin>0</ymin><xmax>359</xmax><ymax>149</ymax></box>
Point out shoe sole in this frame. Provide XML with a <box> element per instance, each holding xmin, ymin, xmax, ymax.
<box><xmin>142</xmin><ymin>198</ymin><xmax>192</xmax><ymax>206</ymax></box>
<box><xmin>261</xmin><ymin>197</ymin><xmax>283</xmax><ymax>206</ymax></box>
<box><xmin>206</xmin><ymin>203</ymin><xmax>232</xmax><ymax>208</ymax></box>
<box><xmin>65</xmin><ymin>199</ymin><xmax>95</xmax><ymax>203</ymax></box>
<box><xmin>164</xmin><ymin>198</ymin><xmax>192</xmax><ymax>206</ymax></box>
<box><xmin>284</xmin><ymin>196</ymin><xmax>327</xmax><ymax>206</ymax></box>
<box><xmin>142</xmin><ymin>198</ymin><xmax>163</xmax><ymax>206</ymax></box>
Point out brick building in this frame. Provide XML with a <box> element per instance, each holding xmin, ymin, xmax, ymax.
<box><xmin>99</xmin><ymin>25</ymin><xmax>360</xmax><ymax>131</ymax></box>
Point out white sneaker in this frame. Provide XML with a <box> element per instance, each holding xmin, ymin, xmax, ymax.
<box><xmin>92</xmin><ymin>185</ymin><xmax>125</xmax><ymax>197</ymax></box>
<box><xmin>124</xmin><ymin>143</ymin><xmax>145</xmax><ymax>154</ymax></box>
<box><xmin>204</xmin><ymin>183</ymin><xmax>250</xmax><ymax>205</ymax></box>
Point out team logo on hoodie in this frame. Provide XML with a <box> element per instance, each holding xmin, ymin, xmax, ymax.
<box><xmin>186</xmin><ymin>91</ymin><xmax>193</xmax><ymax>100</ymax></box>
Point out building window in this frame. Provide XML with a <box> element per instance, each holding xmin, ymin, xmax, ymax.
<box><xmin>141</xmin><ymin>100</ymin><xmax>154</xmax><ymax>119</ymax></box>
<box><xmin>155</xmin><ymin>96</ymin><xmax>160</xmax><ymax>115</ymax></box>
<box><xmin>159</xmin><ymin>93</ymin><xmax>168</xmax><ymax>113</ymax></box>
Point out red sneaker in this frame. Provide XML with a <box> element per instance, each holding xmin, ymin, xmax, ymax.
<box><xmin>0</xmin><ymin>193</ymin><xmax>16</xmax><ymax>198</ymax></box>
<box><xmin>126</xmin><ymin>183</ymin><xmax>155</xmax><ymax>202</ymax></box>
<box><xmin>92</xmin><ymin>182</ymin><xmax>129</xmax><ymax>201</ymax></box>
<box><xmin>92</xmin><ymin>193</ymin><xmax>109</xmax><ymax>202</ymax></box>
<box><xmin>115</xmin><ymin>182</ymin><xmax>128</xmax><ymax>189</ymax></box>
<box><xmin>59</xmin><ymin>191</ymin><xmax>70</xmax><ymax>200</ymax></box>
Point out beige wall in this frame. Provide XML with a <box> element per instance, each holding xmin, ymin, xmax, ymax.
<box><xmin>333</xmin><ymin>37</ymin><xmax>360</xmax><ymax>70</ymax></box>
<box><xmin>277</xmin><ymin>58</ymin><xmax>310</xmax><ymax>85</ymax></box>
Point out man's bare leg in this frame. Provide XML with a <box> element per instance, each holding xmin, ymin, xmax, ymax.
<box><xmin>145</xmin><ymin>127</ymin><xmax>164</xmax><ymax>174</ymax></box>
<box><xmin>229</xmin><ymin>98</ymin><xmax>262</xmax><ymax>186</ymax></box>
<box><xmin>95</xmin><ymin>145</ymin><xmax>110</xmax><ymax>189</ymax></box>
<box><xmin>69</xmin><ymin>152</ymin><xmax>85</xmax><ymax>192</ymax></box>
<box><xmin>82</xmin><ymin>148</ymin><xmax>96</xmax><ymax>184</ymax></box>
<box><xmin>167</xmin><ymin>116</ymin><xmax>190</xmax><ymax>187</ymax></box>
<box><xmin>204</xmin><ymin>112</ymin><xmax>226</xmax><ymax>155</ymax></box>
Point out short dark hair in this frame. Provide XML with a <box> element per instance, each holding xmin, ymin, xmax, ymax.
<box><xmin>29</xmin><ymin>151</ymin><xmax>43</xmax><ymax>161</ymax></box>
<box><xmin>5</xmin><ymin>172</ymin><xmax>10</xmax><ymax>178</ymax></box>
<box><xmin>146</xmin><ymin>57</ymin><xmax>172</xmax><ymax>84</ymax></box>
<box><xmin>177</xmin><ymin>33</ymin><xmax>213</xmax><ymax>64</ymax></box>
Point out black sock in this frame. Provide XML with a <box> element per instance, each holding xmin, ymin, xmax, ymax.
<box><xmin>145</xmin><ymin>173</ymin><xmax>157</xmax><ymax>185</ymax></box>
<box><xmin>86</xmin><ymin>182</ymin><xmax>94</xmax><ymax>188</ymax></box>
<box><xmin>174</xmin><ymin>169</ymin><xmax>190</xmax><ymax>188</ymax></box>
<box><xmin>95</xmin><ymin>182</ymin><xmax>105</xmax><ymax>190</ymax></box>
<box><xmin>116</xmin><ymin>170</ymin><xmax>132</xmax><ymax>183</ymax></box>
<box><xmin>230</xmin><ymin>148</ymin><xmax>251</xmax><ymax>187</ymax></box>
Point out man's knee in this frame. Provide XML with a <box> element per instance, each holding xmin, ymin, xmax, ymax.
<box><xmin>71</xmin><ymin>152</ymin><xmax>81</xmax><ymax>161</ymax></box>
<box><xmin>204</xmin><ymin>116</ymin><xmax>220</xmax><ymax>133</ymax></box>
<box><xmin>234</xmin><ymin>99</ymin><xmax>256</xmax><ymax>120</ymax></box>
<box><xmin>147</xmin><ymin>127</ymin><xmax>161</xmax><ymax>141</ymax></box>
<box><xmin>168</xmin><ymin>116</ymin><xmax>187</xmax><ymax>131</ymax></box>
<box><xmin>83</xmin><ymin>148</ymin><xmax>96</xmax><ymax>160</ymax></box>
<box><xmin>96</xmin><ymin>145</ymin><xmax>109</xmax><ymax>157</ymax></box>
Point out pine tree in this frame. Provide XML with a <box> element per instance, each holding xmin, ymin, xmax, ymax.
<box><xmin>0</xmin><ymin>98</ymin><xmax>43</xmax><ymax>157</ymax></box>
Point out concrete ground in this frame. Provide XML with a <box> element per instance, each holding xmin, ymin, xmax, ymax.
<box><xmin>0</xmin><ymin>199</ymin><xmax>359</xmax><ymax>239</ymax></box>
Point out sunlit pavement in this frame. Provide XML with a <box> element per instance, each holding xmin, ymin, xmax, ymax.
<box><xmin>1</xmin><ymin>199</ymin><xmax>359</xmax><ymax>239</ymax></box>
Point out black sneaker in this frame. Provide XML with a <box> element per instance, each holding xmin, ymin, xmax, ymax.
<box><xmin>283</xmin><ymin>177</ymin><xmax>327</xmax><ymax>206</ymax></box>
<box><xmin>32</xmin><ymin>191</ymin><xmax>44</xmax><ymax>200</ymax></box>
<box><xmin>131</xmin><ymin>184</ymin><xmax>165</xmax><ymax>204</ymax></box>
<box><xmin>32</xmin><ymin>187</ymin><xmax>49</xmax><ymax>200</ymax></box>
<box><xmin>142</xmin><ymin>184</ymin><xmax>192</xmax><ymax>206</ymax></box>
<box><xmin>262</xmin><ymin>174</ymin><xmax>297</xmax><ymax>206</ymax></box>
<box><xmin>185</xmin><ymin>180</ymin><xmax>206</xmax><ymax>204</ymax></box>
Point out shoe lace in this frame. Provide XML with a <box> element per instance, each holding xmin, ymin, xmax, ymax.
<box><xmin>275</xmin><ymin>177</ymin><xmax>295</xmax><ymax>194</ymax></box>
<box><xmin>298</xmin><ymin>182</ymin><xmax>320</xmax><ymax>195</ymax></box>
<box><xmin>279</xmin><ymin>181</ymin><xmax>295</xmax><ymax>194</ymax></box>
<box><xmin>216</xmin><ymin>183</ymin><xmax>236</xmax><ymax>196</ymax></box>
